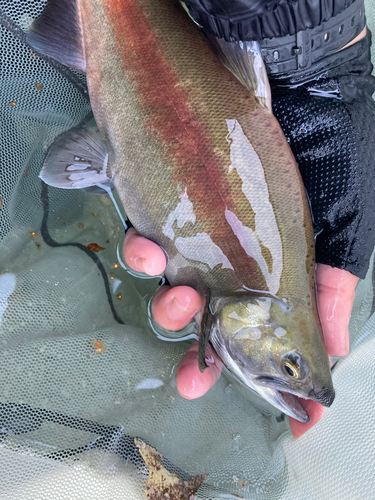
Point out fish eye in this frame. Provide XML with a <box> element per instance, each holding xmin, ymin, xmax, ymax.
<box><xmin>282</xmin><ymin>360</ymin><xmax>300</xmax><ymax>378</ymax></box>
<box><xmin>281</xmin><ymin>353</ymin><xmax>307</xmax><ymax>379</ymax></box>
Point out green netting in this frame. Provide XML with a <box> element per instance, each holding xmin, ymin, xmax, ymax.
<box><xmin>0</xmin><ymin>1</ymin><xmax>374</xmax><ymax>499</ymax></box>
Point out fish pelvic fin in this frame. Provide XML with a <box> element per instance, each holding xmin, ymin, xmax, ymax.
<box><xmin>40</xmin><ymin>126</ymin><xmax>114</xmax><ymax>192</ymax></box>
<box><xmin>26</xmin><ymin>0</ymin><xmax>86</xmax><ymax>73</ymax></box>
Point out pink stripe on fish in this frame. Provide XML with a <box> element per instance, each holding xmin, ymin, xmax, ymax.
<box><xmin>104</xmin><ymin>0</ymin><xmax>264</xmax><ymax>282</ymax></box>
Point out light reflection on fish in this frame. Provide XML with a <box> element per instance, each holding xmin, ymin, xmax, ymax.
<box><xmin>27</xmin><ymin>0</ymin><xmax>334</xmax><ymax>422</ymax></box>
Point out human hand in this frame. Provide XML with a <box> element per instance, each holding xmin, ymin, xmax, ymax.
<box><xmin>123</xmin><ymin>228</ymin><xmax>358</xmax><ymax>438</ymax></box>
<box><xmin>123</xmin><ymin>228</ymin><xmax>222</xmax><ymax>395</ymax></box>
<box><xmin>290</xmin><ymin>264</ymin><xmax>358</xmax><ymax>438</ymax></box>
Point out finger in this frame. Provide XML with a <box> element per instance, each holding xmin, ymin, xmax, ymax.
<box><xmin>123</xmin><ymin>228</ymin><xmax>167</xmax><ymax>276</ymax></box>
<box><xmin>316</xmin><ymin>264</ymin><xmax>359</xmax><ymax>356</ymax></box>
<box><xmin>290</xmin><ymin>265</ymin><xmax>358</xmax><ymax>438</ymax></box>
<box><xmin>176</xmin><ymin>341</ymin><xmax>223</xmax><ymax>400</ymax></box>
<box><xmin>151</xmin><ymin>285</ymin><xmax>202</xmax><ymax>331</ymax></box>
<box><xmin>289</xmin><ymin>399</ymin><xmax>326</xmax><ymax>439</ymax></box>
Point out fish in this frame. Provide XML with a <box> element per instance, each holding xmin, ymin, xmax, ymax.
<box><xmin>26</xmin><ymin>0</ymin><xmax>334</xmax><ymax>422</ymax></box>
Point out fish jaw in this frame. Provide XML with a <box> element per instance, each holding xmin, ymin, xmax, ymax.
<box><xmin>254</xmin><ymin>386</ymin><xmax>311</xmax><ymax>423</ymax></box>
<box><xmin>253</xmin><ymin>377</ymin><xmax>335</xmax><ymax>422</ymax></box>
<box><xmin>219</xmin><ymin>352</ymin><xmax>334</xmax><ymax>423</ymax></box>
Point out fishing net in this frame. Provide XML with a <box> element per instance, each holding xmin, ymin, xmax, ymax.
<box><xmin>1</xmin><ymin>1</ymin><xmax>375</xmax><ymax>499</ymax></box>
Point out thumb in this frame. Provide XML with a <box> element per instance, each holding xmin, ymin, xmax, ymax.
<box><xmin>316</xmin><ymin>264</ymin><xmax>358</xmax><ymax>357</ymax></box>
<box><xmin>289</xmin><ymin>265</ymin><xmax>358</xmax><ymax>439</ymax></box>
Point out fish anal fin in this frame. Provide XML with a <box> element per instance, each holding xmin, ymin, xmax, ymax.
<box><xmin>26</xmin><ymin>0</ymin><xmax>86</xmax><ymax>72</ymax></box>
<box><xmin>40</xmin><ymin>126</ymin><xmax>113</xmax><ymax>191</ymax></box>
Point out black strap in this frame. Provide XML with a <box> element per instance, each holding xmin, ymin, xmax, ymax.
<box><xmin>260</xmin><ymin>0</ymin><xmax>365</xmax><ymax>75</ymax></box>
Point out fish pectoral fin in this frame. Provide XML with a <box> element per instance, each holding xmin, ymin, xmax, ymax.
<box><xmin>26</xmin><ymin>0</ymin><xmax>86</xmax><ymax>73</ymax></box>
<box><xmin>40</xmin><ymin>126</ymin><xmax>114</xmax><ymax>192</ymax></box>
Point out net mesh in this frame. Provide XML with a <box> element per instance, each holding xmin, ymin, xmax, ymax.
<box><xmin>0</xmin><ymin>1</ymin><xmax>374</xmax><ymax>499</ymax></box>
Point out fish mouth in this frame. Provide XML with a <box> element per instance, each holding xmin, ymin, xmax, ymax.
<box><xmin>250</xmin><ymin>383</ymin><xmax>311</xmax><ymax>422</ymax></box>
<box><xmin>275</xmin><ymin>390</ymin><xmax>310</xmax><ymax>423</ymax></box>
<box><xmin>254</xmin><ymin>376</ymin><xmax>335</xmax><ymax>422</ymax></box>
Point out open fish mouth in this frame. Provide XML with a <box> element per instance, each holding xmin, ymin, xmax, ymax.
<box><xmin>254</xmin><ymin>375</ymin><xmax>334</xmax><ymax>422</ymax></box>
<box><xmin>253</xmin><ymin>379</ymin><xmax>311</xmax><ymax>422</ymax></box>
<box><xmin>254</xmin><ymin>385</ymin><xmax>311</xmax><ymax>423</ymax></box>
<box><xmin>275</xmin><ymin>390</ymin><xmax>310</xmax><ymax>423</ymax></box>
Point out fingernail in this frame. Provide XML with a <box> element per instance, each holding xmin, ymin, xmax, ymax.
<box><xmin>132</xmin><ymin>256</ymin><xmax>154</xmax><ymax>274</ymax></box>
<box><xmin>132</xmin><ymin>257</ymin><xmax>146</xmax><ymax>273</ymax></box>
<box><xmin>166</xmin><ymin>298</ymin><xmax>197</xmax><ymax>321</ymax></box>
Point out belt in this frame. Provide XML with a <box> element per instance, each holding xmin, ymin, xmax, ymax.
<box><xmin>259</xmin><ymin>0</ymin><xmax>366</xmax><ymax>75</ymax></box>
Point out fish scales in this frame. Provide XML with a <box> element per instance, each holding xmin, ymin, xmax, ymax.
<box><xmin>81</xmin><ymin>0</ymin><xmax>313</xmax><ymax>302</ymax></box>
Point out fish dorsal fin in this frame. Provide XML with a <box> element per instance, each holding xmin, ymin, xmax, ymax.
<box><xmin>40</xmin><ymin>126</ymin><xmax>113</xmax><ymax>191</ymax></box>
<box><xmin>26</xmin><ymin>0</ymin><xmax>86</xmax><ymax>72</ymax></box>
<box><xmin>206</xmin><ymin>34</ymin><xmax>272</xmax><ymax>110</ymax></box>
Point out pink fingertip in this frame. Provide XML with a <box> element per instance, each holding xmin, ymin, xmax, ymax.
<box><xmin>152</xmin><ymin>286</ymin><xmax>201</xmax><ymax>331</ymax></box>
<box><xmin>176</xmin><ymin>343</ymin><xmax>222</xmax><ymax>400</ymax></box>
<box><xmin>123</xmin><ymin>231</ymin><xmax>166</xmax><ymax>276</ymax></box>
<box><xmin>166</xmin><ymin>296</ymin><xmax>199</xmax><ymax>321</ymax></box>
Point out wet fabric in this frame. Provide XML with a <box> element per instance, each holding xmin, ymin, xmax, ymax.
<box><xmin>183</xmin><ymin>0</ymin><xmax>358</xmax><ymax>41</ymax></box>
<box><xmin>0</xmin><ymin>1</ymin><xmax>375</xmax><ymax>500</ymax></box>
<box><xmin>271</xmin><ymin>31</ymin><xmax>375</xmax><ymax>278</ymax></box>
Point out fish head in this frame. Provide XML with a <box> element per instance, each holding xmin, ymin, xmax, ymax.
<box><xmin>209</xmin><ymin>296</ymin><xmax>334</xmax><ymax>422</ymax></box>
